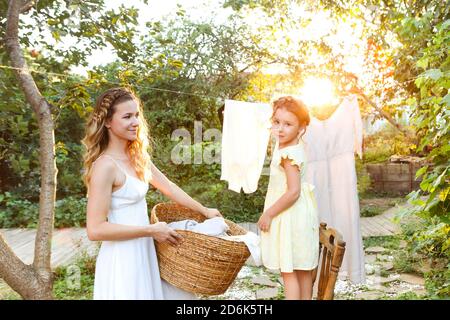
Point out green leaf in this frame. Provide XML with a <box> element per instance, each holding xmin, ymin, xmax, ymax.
<box><xmin>52</xmin><ymin>31</ymin><xmax>61</xmax><ymax>42</ymax></box>
<box><xmin>441</xmin><ymin>93</ymin><xmax>450</xmax><ymax>107</ymax></box>
<box><xmin>440</xmin><ymin>19</ymin><xmax>450</xmax><ymax>31</ymax></box>
<box><xmin>422</xmin><ymin>69</ymin><xmax>443</xmax><ymax>81</ymax></box>
<box><xmin>417</xmin><ymin>57</ymin><xmax>428</xmax><ymax>69</ymax></box>
<box><xmin>439</xmin><ymin>214</ymin><xmax>450</xmax><ymax>224</ymax></box>
<box><xmin>47</xmin><ymin>19</ymin><xmax>59</xmax><ymax>26</ymax></box>
<box><xmin>420</xmin><ymin>179</ymin><xmax>430</xmax><ymax>191</ymax></box>
<box><xmin>432</xmin><ymin>168</ymin><xmax>448</xmax><ymax>189</ymax></box>
<box><xmin>439</xmin><ymin>188</ymin><xmax>450</xmax><ymax>201</ymax></box>
<box><xmin>411</xmin><ymin>198</ymin><xmax>425</xmax><ymax>206</ymax></box>
<box><xmin>415</xmin><ymin>165</ymin><xmax>428</xmax><ymax>179</ymax></box>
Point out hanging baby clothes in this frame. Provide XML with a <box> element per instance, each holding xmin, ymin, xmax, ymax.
<box><xmin>220</xmin><ymin>99</ymin><xmax>272</xmax><ymax>193</ymax></box>
<box><xmin>303</xmin><ymin>95</ymin><xmax>365</xmax><ymax>284</ymax></box>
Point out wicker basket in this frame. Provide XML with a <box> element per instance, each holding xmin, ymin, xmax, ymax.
<box><xmin>150</xmin><ymin>202</ymin><xmax>250</xmax><ymax>295</ymax></box>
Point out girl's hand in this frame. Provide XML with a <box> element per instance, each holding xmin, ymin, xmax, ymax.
<box><xmin>201</xmin><ymin>207</ymin><xmax>223</xmax><ymax>219</ymax></box>
<box><xmin>257</xmin><ymin>213</ymin><xmax>273</xmax><ymax>233</ymax></box>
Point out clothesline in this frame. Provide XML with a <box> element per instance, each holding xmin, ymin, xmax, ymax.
<box><xmin>0</xmin><ymin>64</ymin><xmax>223</xmax><ymax>101</ymax></box>
<box><xmin>0</xmin><ymin>63</ymin><xmax>421</xmax><ymax>103</ymax></box>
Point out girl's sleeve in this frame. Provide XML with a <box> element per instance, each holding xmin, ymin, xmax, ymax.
<box><xmin>277</xmin><ymin>146</ymin><xmax>306</xmax><ymax>171</ymax></box>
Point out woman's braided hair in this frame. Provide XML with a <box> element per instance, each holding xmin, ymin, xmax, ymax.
<box><xmin>82</xmin><ymin>87</ymin><xmax>152</xmax><ymax>192</ymax></box>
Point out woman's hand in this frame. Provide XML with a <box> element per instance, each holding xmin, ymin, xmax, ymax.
<box><xmin>150</xmin><ymin>222</ymin><xmax>183</xmax><ymax>246</ymax></box>
<box><xmin>148</xmin><ymin>162</ymin><xmax>223</xmax><ymax>220</ymax></box>
<box><xmin>257</xmin><ymin>212</ymin><xmax>273</xmax><ymax>233</ymax></box>
<box><xmin>201</xmin><ymin>207</ymin><xmax>223</xmax><ymax>219</ymax></box>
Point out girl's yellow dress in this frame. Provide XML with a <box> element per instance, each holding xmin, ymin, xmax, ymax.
<box><xmin>261</xmin><ymin>140</ymin><xmax>319</xmax><ymax>272</ymax></box>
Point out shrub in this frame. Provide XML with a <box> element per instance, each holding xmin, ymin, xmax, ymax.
<box><xmin>0</xmin><ymin>192</ymin><xmax>87</xmax><ymax>228</ymax></box>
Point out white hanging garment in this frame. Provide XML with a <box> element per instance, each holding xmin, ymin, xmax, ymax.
<box><xmin>220</xmin><ymin>99</ymin><xmax>272</xmax><ymax>193</ymax></box>
<box><xmin>303</xmin><ymin>95</ymin><xmax>366</xmax><ymax>284</ymax></box>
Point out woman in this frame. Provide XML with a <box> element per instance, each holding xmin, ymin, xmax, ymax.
<box><xmin>82</xmin><ymin>87</ymin><xmax>221</xmax><ymax>299</ymax></box>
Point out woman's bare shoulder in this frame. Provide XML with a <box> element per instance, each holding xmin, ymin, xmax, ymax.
<box><xmin>91</xmin><ymin>156</ymin><xmax>117</xmax><ymax>182</ymax></box>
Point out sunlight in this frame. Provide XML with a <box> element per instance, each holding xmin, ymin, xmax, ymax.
<box><xmin>299</xmin><ymin>77</ymin><xmax>338</xmax><ymax>107</ymax></box>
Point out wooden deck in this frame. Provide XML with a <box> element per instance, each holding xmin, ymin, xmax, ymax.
<box><xmin>0</xmin><ymin>205</ymin><xmax>405</xmax><ymax>269</ymax></box>
<box><xmin>0</xmin><ymin>228</ymin><xmax>98</xmax><ymax>269</ymax></box>
<box><xmin>360</xmin><ymin>208</ymin><xmax>401</xmax><ymax>237</ymax></box>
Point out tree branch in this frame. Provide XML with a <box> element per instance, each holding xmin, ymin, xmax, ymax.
<box><xmin>352</xmin><ymin>86</ymin><xmax>409</xmax><ymax>136</ymax></box>
<box><xmin>20</xmin><ymin>0</ymin><xmax>36</xmax><ymax>14</ymax></box>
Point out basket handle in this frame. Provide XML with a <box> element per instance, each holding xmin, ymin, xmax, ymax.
<box><xmin>150</xmin><ymin>205</ymin><xmax>159</xmax><ymax>224</ymax></box>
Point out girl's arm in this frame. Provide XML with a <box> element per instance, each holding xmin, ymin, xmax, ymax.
<box><xmin>258</xmin><ymin>159</ymin><xmax>301</xmax><ymax>232</ymax></box>
<box><xmin>149</xmin><ymin>161</ymin><xmax>222</xmax><ymax>218</ymax></box>
<box><xmin>86</xmin><ymin>157</ymin><xmax>182</xmax><ymax>245</ymax></box>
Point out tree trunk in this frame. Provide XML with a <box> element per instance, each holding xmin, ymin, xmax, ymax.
<box><xmin>0</xmin><ymin>235</ymin><xmax>52</xmax><ymax>299</ymax></box>
<box><xmin>1</xmin><ymin>0</ymin><xmax>56</xmax><ymax>300</ymax></box>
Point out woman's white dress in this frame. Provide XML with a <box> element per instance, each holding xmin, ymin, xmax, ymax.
<box><xmin>93</xmin><ymin>155</ymin><xmax>164</xmax><ymax>300</ymax></box>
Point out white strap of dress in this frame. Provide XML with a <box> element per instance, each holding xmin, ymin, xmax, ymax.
<box><xmin>99</xmin><ymin>154</ymin><xmax>128</xmax><ymax>176</ymax></box>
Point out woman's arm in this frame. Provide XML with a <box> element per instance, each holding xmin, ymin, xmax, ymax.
<box><xmin>257</xmin><ymin>159</ymin><xmax>301</xmax><ymax>232</ymax></box>
<box><xmin>149</xmin><ymin>161</ymin><xmax>222</xmax><ymax>218</ymax></box>
<box><xmin>86</xmin><ymin>157</ymin><xmax>182</xmax><ymax>245</ymax></box>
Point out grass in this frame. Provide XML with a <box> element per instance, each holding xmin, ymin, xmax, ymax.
<box><xmin>0</xmin><ymin>249</ymin><xmax>96</xmax><ymax>300</ymax></box>
<box><xmin>363</xmin><ymin>235</ymin><xmax>401</xmax><ymax>251</ymax></box>
<box><xmin>359</xmin><ymin>190</ymin><xmax>407</xmax><ymax>201</ymax></box>
<box><xmin>359</xmin><ymin>191</ymin><xmax>406</xmax><ymax>218</ymax></box>
<box><xmin>0</xmin><ymin>281</ymin><xmax>21</xmax><ymax>300</ymax></box>
<box><xmin>360</xmin><ymin>205</ymin><xmax>385</xmax><ymax>217</ymax></box>
<box><xmin>377</xmin><ymin>291</ymin><xmax>424</xmax><ymax>300</ymax></box>
<box><xmin>362</xmin><ymin>232</ymin><xmax>448</xmax><ymax>300</ymax></box>
<box><xmin>53</xmin><ymin>251</ymin><xmax>96</xmax><ymax>300</ymax></box>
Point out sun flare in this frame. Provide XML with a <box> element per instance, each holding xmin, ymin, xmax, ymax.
<box><xmin>299</xmin><ymin>77</ymin><xmax>338</xmax><ymax>107</ymax></box>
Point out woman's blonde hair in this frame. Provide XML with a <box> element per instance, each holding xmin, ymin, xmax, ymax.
<box><xmin>82</xmin><ymin>87</ymin><xmax>152</xmax><ymax>191</ymax></box>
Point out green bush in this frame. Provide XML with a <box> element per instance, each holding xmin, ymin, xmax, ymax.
<box><xmin>0</xmin><ymin>192</ymin><xmax>39</xmax><ymax>228</ymax></box>
<box><xmin>356</xmin><ymin>158</ymin><xmax>372</xmax><ymax>196</ymax></box>
<box><xmin>0</xmin><ymin>192</ymin><xmax>87</xmax><ymax>228</ymax></box>
<box><xmin>361</xmin><ymin>205</ymin><xmax>383</xmax><ymax>217</ymax></box>
<box><xmin>394</xmin><ymin>217</ymin><xmax>450</xmax><ymax>298</ymax></box>
<box><xmin>363</xmin><ymin>125</ymin><xmax>417</xmax><ymax>164</ymax></box>
<box><xmin>54</xmin><ymin>196</ymin><xmax>87</xmax><ymax>228</ymax></box>
<box><xmin>425</xmin><ymin>266</ymin><xmax>450</xmax><ymax>298</ymax></box>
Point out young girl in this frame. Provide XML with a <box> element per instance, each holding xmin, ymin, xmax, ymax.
<box><xmin>257</xmin><ymin>96</ymin><xmax>319</xmax><ymax>300</ymax></box>
<box><xmin>82</xmin><ymin>87</ymin><xmax>221</xmax><ymax>300</ymax></box>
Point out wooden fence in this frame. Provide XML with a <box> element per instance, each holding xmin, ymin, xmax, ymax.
<box><xmin>366</xmin><ymin>160</ymin><xmax>426</xmax><ymax>194</ymax></box>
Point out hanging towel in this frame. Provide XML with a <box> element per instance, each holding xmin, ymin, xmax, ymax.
<box><xmin>220</xmin><ymin>99</ymin><xmax>272</xmax><ymax>193</ymax></box>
